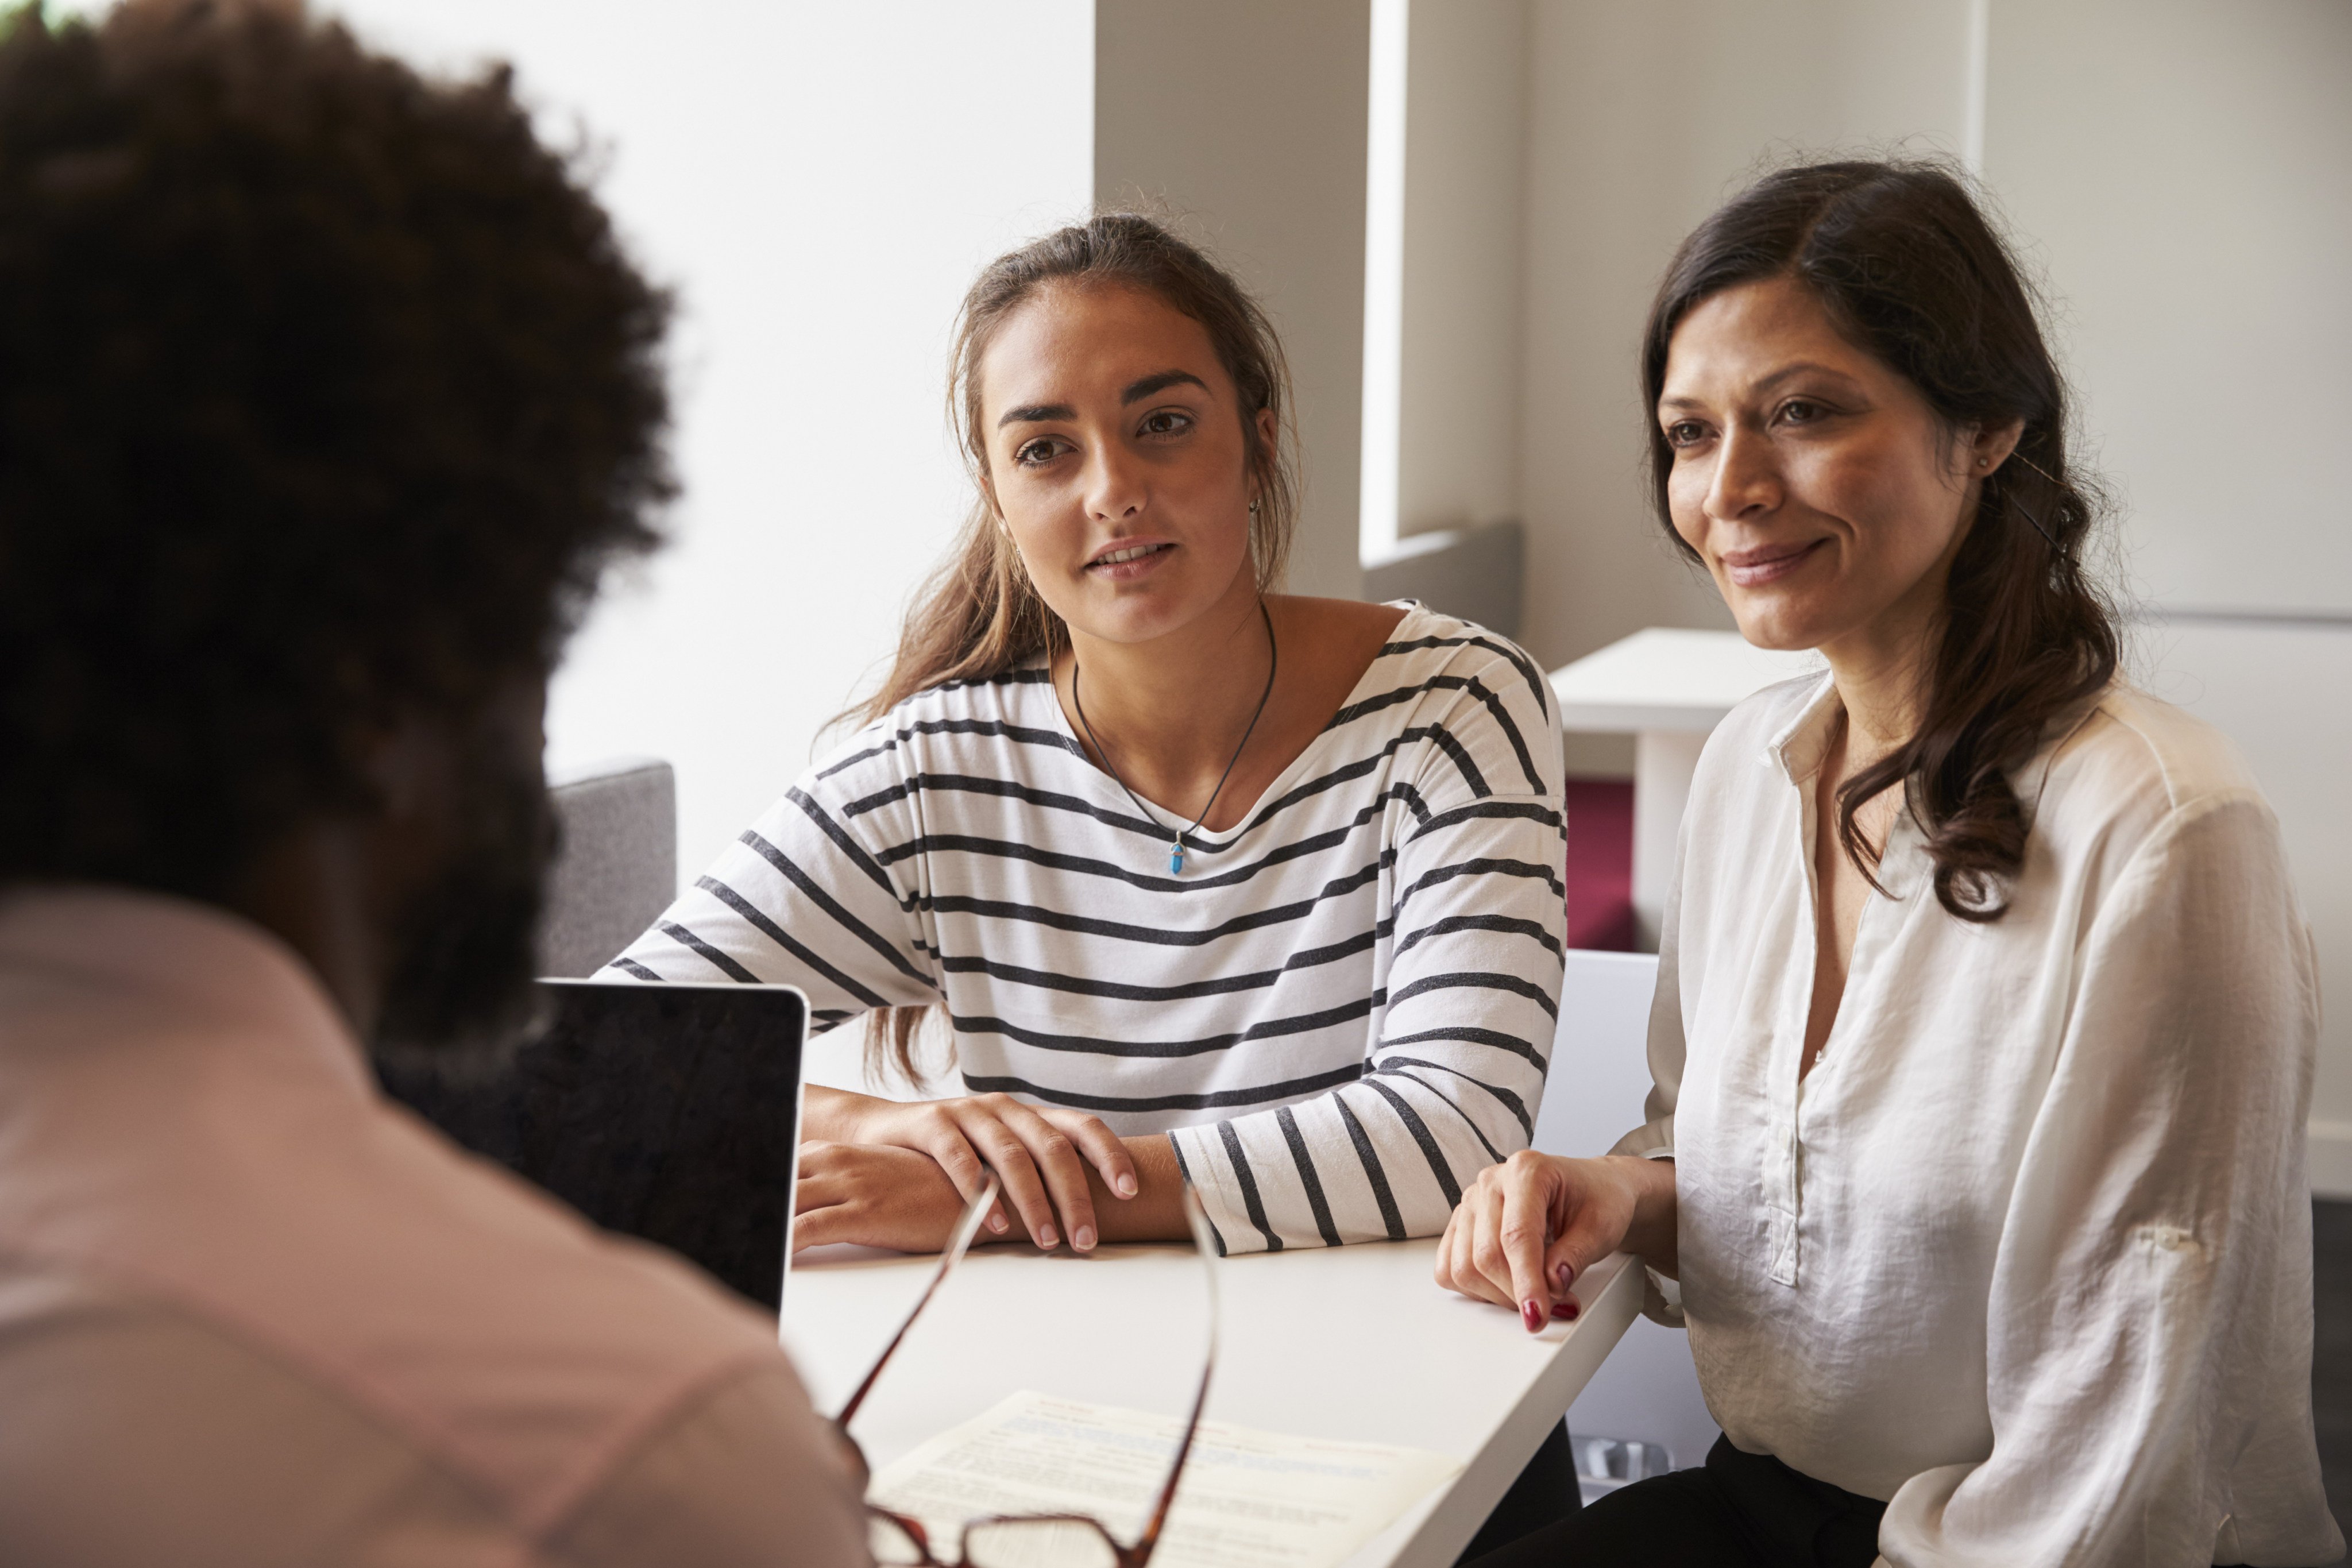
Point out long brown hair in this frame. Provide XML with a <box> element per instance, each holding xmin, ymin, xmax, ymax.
<box><xmin>856</xmin><ymin>212</ymin><xmax>1299</xmax><ymax>1082</ymax></box>
<box><xmin>1642</xmin><ymin>160</ymin><xmax>2118</xmax><ymax>921</ymax></box>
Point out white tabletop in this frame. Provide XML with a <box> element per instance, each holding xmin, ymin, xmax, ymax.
<box><xmin>1548</xmin><ymin>627</ymin><xmax>1821</xmax><ymax>733</ymax></box>
<box><xmin>784</xmin><ymin>1239</ymin><xmax>1641</xmax><ymax>1568</ymax></box>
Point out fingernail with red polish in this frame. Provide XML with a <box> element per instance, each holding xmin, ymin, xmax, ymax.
<box><xmin>1520</xmin><ymin>1299</ymin><xmax>1543</xmax><ymax>1333</ymax></box>
<box><xmin>1552</xmin><ymin>1299</ymin><xmax>1580</xmax><ymax>1320</ymax></box>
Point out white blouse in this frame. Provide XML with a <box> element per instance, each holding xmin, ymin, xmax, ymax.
<box><xmin>1625</xmin><ymin>674</ymin><xmax>2340</xmax><ymax>1567</ymax></box>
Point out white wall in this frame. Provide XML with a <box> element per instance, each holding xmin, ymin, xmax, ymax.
<box><xmin>1984</xmin><ymin>1</ymin><xmax>2352</xmax><ymax>616</ymax></box>
<box><xmin>314</xmin><ymin>1</ymin><xmax>1096</xmax><ymax>882</ymax></box>
<box><xmin>1390</xmin><ymin>0</ymin><xmax>1528</xmax><ymax>545</ymax></box>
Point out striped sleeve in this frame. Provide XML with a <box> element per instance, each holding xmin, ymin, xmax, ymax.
<box><xmin>605</xmin><ymin>747</ymin><xmax>937</xmax><ymax>1034</ymax></box>
<box><xmin>1168</xmin><ymin>643</ymin><xmax>1567</xmax><ymax>1253</ymax></box>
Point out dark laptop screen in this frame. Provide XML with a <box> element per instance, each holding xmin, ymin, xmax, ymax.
<box><xmin>377</xmin><ymin>979</ymin><xmax>807</xmax><ymax>1313</ymax></box>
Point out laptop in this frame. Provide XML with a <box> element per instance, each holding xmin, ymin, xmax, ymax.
<box><xmin>377</xmin><ymin>979</ymin><xmax>809</xmax><ymax>1314</ymax></box>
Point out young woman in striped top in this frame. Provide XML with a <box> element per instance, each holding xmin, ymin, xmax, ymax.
<box><xmin>611</xmin><ymin>215</ymin><xmax>1566</xmax><ymax>1257</ymax></box>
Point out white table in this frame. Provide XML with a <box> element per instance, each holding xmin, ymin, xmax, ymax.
<box><xmin>1549</xmin><ymin>628</ymin><xmax>1821</xmax><ymax>948</ymax></box>
<box><xmin>784</xmin><ymin>1239</ymin><xmax>1642</xmax><ymax>1568</ymax></box>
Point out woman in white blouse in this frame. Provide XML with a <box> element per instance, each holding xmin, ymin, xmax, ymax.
<box><xmin>1440</xmin><ymin>161</ymin><xmax>2339</xmax><ymax>1567</ymax></box>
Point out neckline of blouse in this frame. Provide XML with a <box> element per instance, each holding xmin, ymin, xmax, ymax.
<box><xmin>1037</xmin><ymin>601</ymin><xmax>1443</xmax><ymax>852</ymax></box>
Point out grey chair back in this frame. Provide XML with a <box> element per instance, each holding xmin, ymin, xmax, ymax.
<box><xmin>539</xmin><ymin>757</ymin><xmax>677</xmax><ymax>978</ymax></box>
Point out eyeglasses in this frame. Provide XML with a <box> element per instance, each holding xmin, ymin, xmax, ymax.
<box><xmin>831</xmin><ymin>1172</ymin><xmax>1221</xmax><ymax>1568</ymax></box>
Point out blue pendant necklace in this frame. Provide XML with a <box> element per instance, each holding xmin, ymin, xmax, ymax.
<box><xmin>1072</xmin><ymin>600</ymin><xmax>1278</xmax><ymax>877</ymax></box>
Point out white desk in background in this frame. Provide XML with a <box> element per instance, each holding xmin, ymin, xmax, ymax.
<box><xmin>785</xmin><ymin>1239</ymin><xmax>1642</xmax><ymax>1568</ymax></box>
<box><xmin>1548</xmin><ymin>628</ymin><xmax>1820</xmax><ymax>949</ymax></box>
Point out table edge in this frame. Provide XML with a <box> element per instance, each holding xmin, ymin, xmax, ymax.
<box><xmin>1356</xmin><ymin>1252</ymin><xmax>1646</xmax><ymax>1568</ymax></box>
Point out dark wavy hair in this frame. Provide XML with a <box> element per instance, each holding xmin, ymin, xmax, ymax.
<box><xmin>0</xmin><ymin>1</ymin><xmax>670</xmax><ymax>899</ymax></box>
<box><xmin>1642</xmin><ymin>160</ymin><xmax>2118</xmax><ymax>920</ymax></box>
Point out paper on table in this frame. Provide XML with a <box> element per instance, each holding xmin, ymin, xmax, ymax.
<box><xmin>867</xmin><ymin>1389</ymin><xmax>1463</xmax><ymax>1568</ymax></box>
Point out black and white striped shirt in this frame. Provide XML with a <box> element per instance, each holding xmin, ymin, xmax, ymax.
<box><xmin>612</xmin><ymin>605</ymin><xmax>1566</xmax><ymax>1255</ymax></box>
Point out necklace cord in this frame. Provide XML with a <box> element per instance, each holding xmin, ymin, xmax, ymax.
<box><xmin>1072</xmin><ymin>600</ymin><xmax>1279</xmax><ymax>861</ymax></box>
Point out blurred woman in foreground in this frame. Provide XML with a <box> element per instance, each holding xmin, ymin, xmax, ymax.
<box><xmin>1441</xmin><ymin>161</ymin><xmax>2338</xmax><ymax>1567</ymax></box>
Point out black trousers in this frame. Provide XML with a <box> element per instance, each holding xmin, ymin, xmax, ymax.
<box><xmin>1457</xmin><ymin>1423</ymin><xmax>1583</xmax><ymax>1563</ymax></box>
<box><xmin>1463</xmin><ymin>1435</ymin><xmax>2273</xmax><ymax>1568</ymax></box>
<box><xmin>1463</xmin><ymin>1435</ymin><xmax>1885</xmax><ymax>1568</ymax></box>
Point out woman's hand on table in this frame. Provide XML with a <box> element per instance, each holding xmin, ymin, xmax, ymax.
<box><xmin>793</xmin><ymin>1140</ymin><xmax>976</xmax><ymax>1254</ymax></box>
<box><xmin>1434</xmin><ymin>1152</ymin><xmax>1679</xmax><ymax>1333</ymax></box>
<box><xmin>808</xmin><ymin>1088</ymin><xmax>1137</xmax><ymax>1252</ymax></box>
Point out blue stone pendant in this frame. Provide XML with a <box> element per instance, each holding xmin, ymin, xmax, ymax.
<box><xmin>1169</xmin><ymin>840</ymin><xmax>1186</xmax><ymax>876</ymax></box>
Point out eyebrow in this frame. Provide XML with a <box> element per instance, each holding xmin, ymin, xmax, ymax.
<box><xmin>1658</xmin><ymin>360</ymin><xmax>1863</xmax><ymax>412</ymax></box>
<box><xmin>1122</xmin><ymin>369</ymin><xmax>1209</xmax><ymax>404</ymax></box>
<box><xmin>1754</xmin><ymin>360</ymin><xmax>1858</xmax><ymax>392</ymax></box>
<box><xmin>996</xmin><ymin>369</ymin><xmax>1213</xmax><ymax>428</ymax></box>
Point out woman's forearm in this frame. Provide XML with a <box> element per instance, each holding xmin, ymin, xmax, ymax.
<box><xmin>801</xmin><ymin>1084</ymin><xmax>882</xmax><ymax>1144</ymax></box>
<box><xmin>1610</xmin><ymin>1154</ymin><xmax>1680</xmax><ymax>1277</ymax></box>
<box><xmin>1084</xmin><ymin>1134</ymin><xmax>1189</xmax><ymax>1243</ymax></box>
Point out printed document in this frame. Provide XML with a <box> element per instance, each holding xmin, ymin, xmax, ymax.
<box><xmin>868</xmin><ymin>1389</ymin><xmax>1463</xmax><ymax>1568</ymax></box>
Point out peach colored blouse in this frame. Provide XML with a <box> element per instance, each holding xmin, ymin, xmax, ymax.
<box><xmin>0</xmin><ymin>887</ymin><xmax>867</xmax><ymax>1567</ymax></box>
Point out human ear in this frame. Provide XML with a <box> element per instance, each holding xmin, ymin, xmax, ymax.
<box><xmin>1969</xmin><ymin>418</ymin><xmax>2026</xmax><ymax>477</ymax></box>
<box><xmin>1244</xmin><ymin>404</ymin><xmax>1279</xmax><ymax>512</ymax></box>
